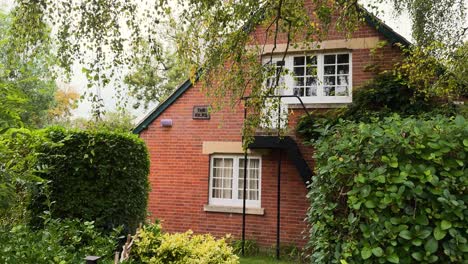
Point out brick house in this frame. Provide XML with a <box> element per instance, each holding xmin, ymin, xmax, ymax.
<box><xmin>134</xmin><ymin>5</ymin><xmax>409</xmax><ymax>248</ymax></box>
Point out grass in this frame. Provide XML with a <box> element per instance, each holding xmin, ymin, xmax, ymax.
<box><xmin>239</xmin><ymin>256</ymin><xmax>297</xmax><ymax>264</ymax></box>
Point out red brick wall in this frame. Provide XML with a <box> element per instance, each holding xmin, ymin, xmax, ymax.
<box><xmin>139</xmin><ymin>5</ymin><xmax>404</xmax><ymax>248</ymax></box>
<box><xmin>140</xmin><ymin>85</ymin><xmax>309</xmax><ymax>247</ymax></box>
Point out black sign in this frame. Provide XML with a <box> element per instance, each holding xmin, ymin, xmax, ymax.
<box><xmin>193</xmin><ymin>105</ymin><xmax>210</xmax><ymax>120</ymax></box>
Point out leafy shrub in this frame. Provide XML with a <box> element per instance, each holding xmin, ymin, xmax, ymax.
<box><xmin>30</xmin><ymin>127</ymin><xmax>150</xmax><ymax>234</ymax></box>
<box><xmin>0</xmin><ymin>217</ymin><xmax>119</xmax><ymax>263</ymax></box>
<box><xmin>343</xmin><ymin>73</ymin><xmax>436</xmax><ymax>122</ymax></box>
<box><xmin>306</xmin><ymin>115</ymin><xmax>468</xmax><ymax>263</ymax></box>
<box><xmin>0</xmin><ymin>128</ymin><xmax>49</xmax><ymax>226</ymax></box>
<box><xmin>132</xmin><ymin>222</ymin><xmax>239</xmax><ymax>264</ymax></box>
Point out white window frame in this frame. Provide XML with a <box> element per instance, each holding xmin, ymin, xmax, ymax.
<box><xmin>209</xmin><ymin>155</ymin><xmax>262</xmax><ymax>208</ymax></box>
<box><xmin>262</xmin><ymin>52</ymin><xmax>353</xmax><ymax>104</ymax></box>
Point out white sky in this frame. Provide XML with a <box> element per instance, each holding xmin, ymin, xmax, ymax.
<box><xmin>0</xmin><ymin>0</ymin><xmax>414</xmax><ymax>122</ymax></box>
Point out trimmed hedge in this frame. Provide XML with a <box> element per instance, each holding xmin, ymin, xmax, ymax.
<box><xmin>306</xmin><ymin>115</ymin><xmax>468</xmax><ymax>263</ymax></box>
<box><xmin>31</xmin><ymin>127</ymin><xmax>150</xmax><ymax>234</ymax></box>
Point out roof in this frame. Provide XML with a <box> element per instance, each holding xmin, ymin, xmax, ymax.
<box><xmin>133</xmin><ymin>78</ymin><xmax>193</xmax><ymax>134</ymax></box>
<box><xmin>133</xmin><ymin>9</ymin><xmax>411</xmax><ymax>134</ymax></box>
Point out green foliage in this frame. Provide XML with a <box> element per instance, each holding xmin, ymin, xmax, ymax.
<box><xmin>297</xmin><ymin>73</ymin><xmax>465</xmax><ymax>141</ymax></box>
<box><xmin>125</xmin><ymin>51</ymin><xmax>188</xmax><ymax>109</ymax></box>
<box><xmin>0</xmin><ymin>128</ymin><xmax>49</xmax><ymax>226</ymax></box>
<box><xmin>9</xmin><ymin>0</ymin><xmax>466</xmax><ymax>119</ymax></box>
<box><xmin>231</xmin><ymin>240</ymin><xmax>260</xmax><ymax>256</ymax></box>
<box><xmin>63</xmin><ymin>111</ymin><xmax>135</xmax><ymax>133</ymax></box>
<box><xmin>0</xmin><ymin>11</ymin><xmax>57</xmax><ymax>129</ymax></box>
<box><xmin>343</xmin><ymin>73</ymin><xmax>437</xmax><ymax>122</ymax></box>
<box><xmin>396</xmin><ymin>43</ymin><xmax>468</xmax><ymax>100</ymax></box>
<box><xmin>132</xmin><ymin>222</ymin><xmax>239</xmax><ymax>264</ymax></box>
<box><xmin>0</xmin><ymin>217</ymin><xmax>119</xmax><ymax>263</ymax></box>
<box><xmin>306</xmin><ymin>115</ymin><xmax>468</xmax><ymax>263</ymax></box>
<box><xmin>30</xmin><ymin>127</ymin><xmax>150</xmax><ymax>234</ymax></box>
<box><xmin>132</xmin><ymin>221</ymin><xmax>163</xmax><ymax>263</ymax></box>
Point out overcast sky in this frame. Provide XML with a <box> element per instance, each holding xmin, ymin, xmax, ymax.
<box><xmin>1</xmin><ymin>0</ymin><xmax>413</xmax><ymax>122</ymax></box>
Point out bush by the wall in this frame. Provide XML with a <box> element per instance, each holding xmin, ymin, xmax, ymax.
<box><xmin>0</xmin><ymin>217</ymin><xmax>119</xmax><ymax>263</ymax></box>
<box><xmin>132</xmin><ymin>222</ymin><xmax>239</xmax><ymax>264</ymax></box>
<box><xmin>306</xmin><ymin>115</ymin><xmax>468</xmax><ymax>263</ymax></box>
<box><xmin>31</xmin><ymin>127</ymin><xmax>150</xmax><ymax>234</ymax></box>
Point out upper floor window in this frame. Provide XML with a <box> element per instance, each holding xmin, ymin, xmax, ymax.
<box><xmin>263</xmin><ymin>52</ymin><xmax>352</xmax><ymax>104</ymax></box>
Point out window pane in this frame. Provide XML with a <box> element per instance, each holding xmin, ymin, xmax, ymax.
<box><xmin>294</xmin><ymin>56</ymin><xmax>305</xmax><ymax>66</ymax></box>
<box><xmin>276</xmin><ymin>60</ymin><xmax>285</xmax><ymax>66</ymax></box>
<box><xmin>223</xmin><ymin>179</ymin><xmax>232</xmax><ymax>188</ymax></box>
<box><xmin>238</xmin><ymin>159</ymin><xmax>260</xmax><ymax>200</ymax></box>
<box><xmin>212</xmin><ymin>158</ymin><xmax>233</xmax><ymax>199</ymax></box>
<box><xmin>337</xmin><ymin>76</ymin><xmax>348</xmax><ymax>86</ymax></box>
<box><xmin>213</xmin><ymin>188</ymin><xmax>220</xmax><ymax>198</ymax></box>
<box><xmin>306</xmin><ymin>56</ymin><xmax>317</xmax><ymax>65</ymax></box>
<box><xmin>324</xmin><ymin>55</ymin><xmax>336</xmax><ymax>64</ymax></box>
<box><xmin>305</xmin><ymin>87</ymin><xmax>317</xmax><ymax>96</ymax></box>
<box><xmin>295</xmin><ymin>77</ymin><xmax>304</xmax><ymax>86</ymax></box>
<box><xmin>213</xmin><ymin>178</ymin><xmax>221</xmax><ymax>188</ymax></box>
<box><xmin>324</xmin><ymin>66</ymin><xmax>335</xmax><ymax>75</ymax></box>
<box><xmin>335</xmin><ymin>86</ymin><xmax>348</xmax><ymax>96</ymax></box>
<box><xmin>337</xmin><ymin>54</ymin><xmax>349</xmax><ymax>64</ymax></box>
<box><xmin>337</xmin><ymin>65</ymin><xmax>349</xmax><ymax>74</ymax></box>
<box><xmin>324</xmin><ymin>86</ymin><xmax>335</xmax><ymax>96</ymax></box>
<box><xmin>213</xmin><ymin>158</ymin><xmax>223</xmax><ymax>167</ymax></box>
<box><xmin>306</xmin><ymin>77</ymin><xmax>317</xmax><ymax>86</ymax></box>
<box><xmin>306</xmin><ymin>66</ymin><xmax>317</xmax><ymax>76</ymax></box>
<box><xmin>293</xmin><ymin>88</ymin><xmax>301</xmax><ymax>96</ymax></box>
<box><xmin>324</xmin><ymin>76</ymin><xmax>335</xmax><ymax>85</ymax></box>
<box><xmin>222</xmin><ymin>189</ymin><xmax>231</xmax><ymax>199</ymax></box>
<box><xmin>293</xmin><ymin>67</ymin><xmax>304</xmax><ymax>76</ymax></box>
<box><xmin>297</xmin><ymin>88</ymin><xmax>304</xmax><ymax>96</ymax></box>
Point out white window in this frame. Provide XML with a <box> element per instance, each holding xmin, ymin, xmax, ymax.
<box><xmin>262</xmin><ymin>52</ymin><xmax>352</xmax><ymax>104</ymax></box>
<box><xmin>209</xmin><ymin>155</ymin><xmax>261</xmax><ymax>208</ymax></box>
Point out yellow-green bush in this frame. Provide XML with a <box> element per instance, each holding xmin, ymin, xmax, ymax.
<box><xmin>132</xmin><ymin>222</ymin><xmax>239</xmax><ymax>264</ymax></box>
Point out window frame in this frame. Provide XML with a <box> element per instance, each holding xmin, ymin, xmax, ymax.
<box><xmin>262</xmin><ymin>52</ymin><xmax>353</xmax><ymax>104</ymax></box>
<box><xmin>208</xmin><ymin>154</ymin><xmax>262</xmax><ymax>208</ymax></box>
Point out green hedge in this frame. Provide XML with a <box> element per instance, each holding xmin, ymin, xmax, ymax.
<box><xmin>307</xmin><ymin>115</ymin><xmax>468</xmax><ymax>263</ymax></box>
<box><xmin>31</xmin><ymin>127</ymin><xmax>150</xmax><ymax>234</ymax></box>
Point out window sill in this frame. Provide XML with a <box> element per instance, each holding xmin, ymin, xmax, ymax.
<box><xmin>203</xmin><ymin>205</ymin><xmax>265</xmax><ymax>215</ymax></box>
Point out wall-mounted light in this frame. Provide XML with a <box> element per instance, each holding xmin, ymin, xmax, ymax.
<box><xmin>161</xmin><ymin>119</ymin><xmax>173</xmax><ymax>127</ymax></box>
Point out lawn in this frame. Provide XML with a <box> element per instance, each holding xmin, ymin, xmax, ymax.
<box><xmin>240</xmin><ymin>256</ymin><xmax>297</xmax><ymax>264</ymax></box>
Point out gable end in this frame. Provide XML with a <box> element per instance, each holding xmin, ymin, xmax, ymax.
<box><xmin>133</xmin><ymin>79</ymin><xmax>193</xmax><ymax>134</ymax></box>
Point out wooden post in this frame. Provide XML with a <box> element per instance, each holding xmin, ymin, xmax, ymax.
<box><xmin>114</xmin><ymin>252</ymin><xmax>120</xmax><ymax>264</ymax></box>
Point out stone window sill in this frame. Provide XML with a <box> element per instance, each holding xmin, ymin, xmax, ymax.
<box><xmin>203</xmin><ymin>205</ymin><xmax>264</xmax><ymax>215</ymax></box>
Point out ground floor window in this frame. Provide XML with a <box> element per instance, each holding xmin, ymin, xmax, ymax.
<box><xmin>209</xmin><ymin>155</ymin><xmax>261</xmax><ymax>208</ymax></box>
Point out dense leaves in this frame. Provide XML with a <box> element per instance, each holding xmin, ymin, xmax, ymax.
<box><xmin>8</xmin><ymin>0</ymin><xmax>467</xmax><ymax>117</ymax></box>
<box><xmin>0</xmin><ymin>217</ymin><xmax>119</xmax><ymax>263</ymax></box>
<box><xmin>30</xmin><ymin>127</ymin><xmax>150</xmax><ymax>234</ymax></box>
<box><xmin>306</xmin><ymin>115</ymin><xmax>468</xmax><ymax>263</ymax></box>
<box><xmin>0</xmin><ymin>12</ymin><xmax>57</xmax><ymax>129</ymax></box>
<box><xmin>0</xmin><ymin>129</ymin><xmax>48</xmax><ymax>225</ymax></box>
<box><xmin>132</xmin><ymin>221</ymin><xmax>239</xmax><ymax>264</ymax></box>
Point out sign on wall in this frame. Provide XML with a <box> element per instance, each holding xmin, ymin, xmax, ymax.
<box><xmin>192</xmin><ymin>105</ymin><xmax>210</xmax><ymax>120</ymax></box>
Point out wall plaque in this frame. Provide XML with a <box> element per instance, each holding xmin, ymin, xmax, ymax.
<box><xmin>192</xmin><ymin>105</ymin><xmax>210</xmax><ymax>120</ymax></box>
